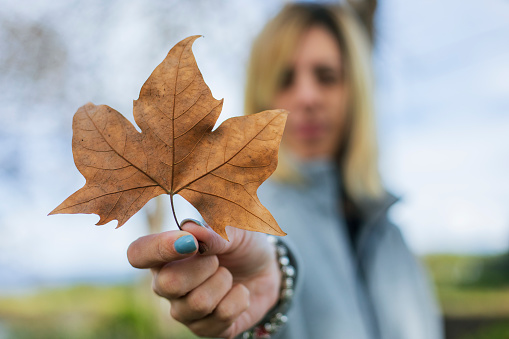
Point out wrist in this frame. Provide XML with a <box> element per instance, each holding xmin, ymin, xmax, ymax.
<box><xmin>239</xmin><ymin>236</ymin><xmax>297</xmax><ymax>339</ymax></box>
<box><xmin>267</xmin><ymin>237</ymin><xmax>283</xmax><ymax>309</ymax></box>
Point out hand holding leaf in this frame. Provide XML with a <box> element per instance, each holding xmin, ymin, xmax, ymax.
<box><xmin>50</xmin><ymin>36</ymin><xmax>288</xmax><ymax>240</ymax></box>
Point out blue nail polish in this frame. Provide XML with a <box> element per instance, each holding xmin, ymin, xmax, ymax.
<box><xmin>174</xmin><ymin>235</ymin><xmax>197</xmax><ymax>254</ymax></box>
<box><xmin>179</xmin><ymin>218</ymin><xmax>206</xmax><ymax>228</ymax></box>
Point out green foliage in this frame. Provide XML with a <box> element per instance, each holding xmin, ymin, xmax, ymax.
<box><xmin>423</xmin><ymin>253</ymin><xmax>509</xmax><ymax>339</ymax></box>
<box><xmin>425</xmin><ymin>253</ymin><xmax>509</xmax><ymax>290</ymax></box>
<box><xmin>423</xmin><ymin>254</ymin><xmax>509</xmax><ymax>317</ymax></box>
<box><xmin>0</xmin><ymin>283</ymin><xmax>199</xmax><ymax>339</ymax></box>
<box><xmin>1</xmin><ymin>253</ymin><xmax>509</xmax><ymax>338</ymax></box>
<box><xmin>463</xmin><ymin>322</ymin><xmax>509</xmax><ymax>339</ymax></box>
<box><xmin>468</xmin><ymin>253</ymin><xmax>509</xmax><ymax>288</ymax></box>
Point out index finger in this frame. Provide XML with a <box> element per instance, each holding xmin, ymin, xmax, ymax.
<box><xmin>127</xmin><ymin>230</ymin><xmax>198</xmax><ymax>268</ymax></box>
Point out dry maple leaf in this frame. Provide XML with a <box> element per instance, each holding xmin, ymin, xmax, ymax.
<box><xmin>49</xmin><ymin>35</ymin><xmax>288</xmax><ymax>240</ymax></box>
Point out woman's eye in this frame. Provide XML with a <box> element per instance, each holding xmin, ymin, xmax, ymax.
<box><xmin>318</xmin><ymin>74</ymin><xmax>337</xmax><ymax>84</ymax></box>
<box><xmin>280</xmin><ymin>69</ymin><xmax>294</xmax><ymax>89</ymax></box>
<box><xmin>315</xmin><ymin>67</ymin><xmax>341</xmax><ymax>86</ymax></box>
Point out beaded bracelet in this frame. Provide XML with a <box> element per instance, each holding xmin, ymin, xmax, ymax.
<box><xmin>239</xmin><ymin>235</ymin><xmax>297</xmax><ymax>339</ymax></box>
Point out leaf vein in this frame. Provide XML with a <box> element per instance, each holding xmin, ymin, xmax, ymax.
<box><xmin>82</xmin><ymin>164</ymin><xmax>132</xmax><ymax>171</ymax></box>
<box><xmin>174</xmin><ymin>92</ymin><xmax>204</xmax><ymax>120</ymax></box>
<box><xmin>173</xmin><ymin>120</ymin><xmax>213</xmax><ymax>165</ymax></box>
<box><xmin>82</xmin><ymin>105</ymin><xmax>169</xmax><ymax>193</ymax></box>
<box><xmin>78</xmin><ymin>144</ymin><xmax>116</xmax><ymax>153</ymax></box>
<box><xmin>174</xmin><ymin>100</ymin><xmax>221</xmax><ymax>139</ymax></box>
<box><xmin>123</xmin><ymin>187</ymin><xmax>147</xmax><ymax>222</ymax></box>
<box><xmin>183</xmin><ymin>187</ymin><xmax>275</xmax><ymax>231</ymax></box>
<box><xmin>174</xmin><ymin>114</ymin><xmax>279</xmax><ymax>193</ymax></box>
<box><xmin>226</xmin><ymin>162</ymin><xmax>271</xmax><ymax>169</ymax></box>
<box><xmin>54</xmin><ymin>185</ymin><xmax>160</xmax><ymax>212</ymax></box>
<box><xmin>103</xmin><ymin>191</ymin><xmax>123</xmax><ymax>221</ymax></box>
<box><xmin>175</xmin><ymin>72</ymin><xmax>198</xmax><ymax>96</ymax></box>
<box><xmin>209</xmin><ymin>172</ymin><xmax>265</xmax><ymax>210</ymax></box>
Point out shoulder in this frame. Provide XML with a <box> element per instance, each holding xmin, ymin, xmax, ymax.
<box><xmin>257</xmin><ymin>178</ymin><xmax>303</xmax><ymax>210</ymax></box>
<box><xmin>358</xmin><ymin>193</ymin><xmax>424</xmax><ymax>279</ymax></box>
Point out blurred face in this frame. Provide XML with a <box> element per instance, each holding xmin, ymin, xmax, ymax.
<box><xmin>272</xmin><ymin>25</ymin><xmax>348</xmax><ymax>161</ymax></box>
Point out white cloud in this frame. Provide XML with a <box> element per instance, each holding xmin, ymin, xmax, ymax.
<box><xmin>381</xmin><ymin>117</ymin><xmax>509</xmax><ymax>254</ymax></box>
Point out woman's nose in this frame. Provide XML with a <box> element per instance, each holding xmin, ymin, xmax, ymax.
<box><xmin>292</xmin><ymin>73</ymin><xmax>320</xmax><ymax>110</ymax></box>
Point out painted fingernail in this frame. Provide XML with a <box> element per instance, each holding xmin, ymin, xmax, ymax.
<box><xmin>174</xmin><ymin>235</ymin><xmax>197</xmax><ymax>254</ymax></box>
<box><xmin>179</xmin><ymin>218</ymin><xmax>206</xmax><ymax>228</ymax></box>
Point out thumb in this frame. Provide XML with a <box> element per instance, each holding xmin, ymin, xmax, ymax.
<box><xmin>127</xmin><ymin>229</ymin><xmax>199</xmax><ymax>269</ymax></box>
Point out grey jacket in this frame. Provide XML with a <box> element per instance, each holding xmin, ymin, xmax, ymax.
<box><xmin>256</xmin><ymin>160</ymin><xmax>443</xmax><ymax>339</ymax></box>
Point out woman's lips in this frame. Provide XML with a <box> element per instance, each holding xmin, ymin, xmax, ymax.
<box><xmin>295</xmin><ymin>124</ymin><xmax>325</xmax><ymax>140</ymax></box>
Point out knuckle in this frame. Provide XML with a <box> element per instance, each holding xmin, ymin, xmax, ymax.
<box><xmin>215</xmin><ymin>302</ymin><xmax>237</xmax><ymax>324</ymax></box>
<box><xmin>169</xmin><ymin>304</ymin><xmax>184</xmax><ymax>323</ymax></box>
<box><xmin>188</xmin><ymin>324</ymin><xmax>210</xmax><ymax>338</ymax></box>
<box><xmin>208</xmin><ymin>255</ymin><xmax>220</xmax><ymax>270</ymax></box>
<box><xmin>217</xmin><ymin>266</ymin><xmax>233</xmax><ymax>286</ymax></box>
<box><xmin>187</xmin><ymin>290</ymin><xmax>214</xmax><ymax>317</ymax></box>
<box><xmin>157</xmin><ymin>234</ymin><xmax>177</xmax><ymax>262</ymax></box>
<box><xmin>238</xmin><ymin>284</ymin><xmax>250</xmax><ymax>301</ymax></box>
<box><xmin>158</xmin><ymin>272</ymin><xmax>187</xmax><ymax>299</ymax></box>
<box><xmin>151</xmin><ymin>277</ymin><xmax>160</xmax><ymax>295</ymax></box>
<box><xmin>216</xmin><ymin>285</ymin><xmax>250</xmax><ymax>323</ymax></box>
<box><xmin>190</xmin><ymin>321</ymin><xmax>232</xmax><ymax>338</ymax></box>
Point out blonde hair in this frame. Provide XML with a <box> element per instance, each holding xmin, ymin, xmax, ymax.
<box><xmin>244</xmin><ymin>3</ymin><xmax>384</xmax><ymax>204</ymax></box>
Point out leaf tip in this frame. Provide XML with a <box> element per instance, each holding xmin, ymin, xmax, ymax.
<box><xmin>218</xmin><ymin>226</ymin><xmax>230</xmax><ymax>242</ymax></box>
<box><xmin>48</xmin><ymin>203</ymin><xmax>65</xmax><ymax>216</ymax></box>
<box><xmin>187</xmin><ymin>35</ymin><xmax>203</xmax><ymax>44</ymax></box>
<box><xmin>114</xmin><ymin>218</ymin><xmax>127</xmax><ymax>229</ymax></box>
<box><xmin>79</xmin><ymin>102</ymin><xmax>97</xmax><ymax>111</ymax></box>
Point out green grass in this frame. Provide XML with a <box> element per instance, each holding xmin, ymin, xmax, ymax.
<box><xmin>423</xmin><ymin>253</ymin><xmax>509</xmax><ymax>317</ymax></box>
<box><xmin>423</xmin><ymin>253</ymin><xmax>509</xmax><ymax>339</ymax></box>
<box><xmin>1</xmin><ymin>254</ymin><xmax>509</xmax><ymax>338</ymax></box>
<box><xmin>0</xmin><ymin>281</ymin><xmax>200</xmax><ymax>339</ymax></box>
<box><xmin>463</xmin><ymin>322</ymin><xmax>509</xmax><ymax>339</ymax></box>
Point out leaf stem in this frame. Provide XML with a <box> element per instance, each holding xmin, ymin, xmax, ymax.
<box><xmin>170</xmin><ymin>194</ymin><xmax>181</xmax><ymax>230</ymax></box>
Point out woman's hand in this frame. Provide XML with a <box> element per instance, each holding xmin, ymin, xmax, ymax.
<box><xmin>127</xmin><ymin>220</ymin><xmax>281</xmax><ymax>338</ymax></box>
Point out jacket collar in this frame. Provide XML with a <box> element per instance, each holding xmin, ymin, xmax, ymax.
<box><xmin>287</xmin><ymin>155</ymin><xmax>400</xmax><ymax>257</ymax></box>
<box><xmin>355</xmin><ymin>192</ymin><xmax>400</xmax><ymax>259</ymax></box>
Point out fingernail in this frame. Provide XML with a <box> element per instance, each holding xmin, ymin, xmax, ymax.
<box><xmin>180</xmin><ymin>218</ymin><xmax>206</xmax><ymax>228</ymax></box>
<box><xmin>174</xmin><ymin>235</ymin><xmax>197</xmax><ymax>254</ymax></box>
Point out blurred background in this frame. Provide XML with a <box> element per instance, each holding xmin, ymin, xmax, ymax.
<box><xmin>0</xmin><ymin>0</ymin><xmax>508</xmax><ymax>338</ymax></box>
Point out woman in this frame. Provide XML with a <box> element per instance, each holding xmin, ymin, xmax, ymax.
<box><xmin>127</xmin><ymin>3</ymin><xmax>443</xmax><ymax>339</ymax></box>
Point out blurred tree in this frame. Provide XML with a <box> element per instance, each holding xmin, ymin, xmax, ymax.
<box><xmin>0</xmin><ymin>16</ymin><xmax>68</xmax><ymax>104</ymax></box>
<box><xmin>468</xmin><ymin>252</ymin><xmax>509</xmax><ymax>288</ymax></box>
<box><xmin>146</xmin><ymin>196</ymin><xmax>165</xmax><ymax>234</ymax></box>
<box><xmin>347</xmin><ymin>0</ymin><xmax>377</xmax><ymax>43</ymax></box>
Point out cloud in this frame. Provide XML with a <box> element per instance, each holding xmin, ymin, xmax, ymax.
<box><xmin>381</xmin><ymin>116</ymin><xmax>509</xmax><ymax>254</ymax></box>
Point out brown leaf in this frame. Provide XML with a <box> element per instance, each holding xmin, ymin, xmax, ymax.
<box><xmin>49</xmin><ymin>35</ymin><xmax>288</xmax><ymax>240</ymax></box>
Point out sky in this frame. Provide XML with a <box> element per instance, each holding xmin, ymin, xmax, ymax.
<box><xmin>0</xmin><ymin>0</ymin><xmax>508</xmax><ymax>290</ymax></box>
<box><xmin>375</xmin><ymin>0</ymin><xmax>509</xmax><ymax>254</ymax></box>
